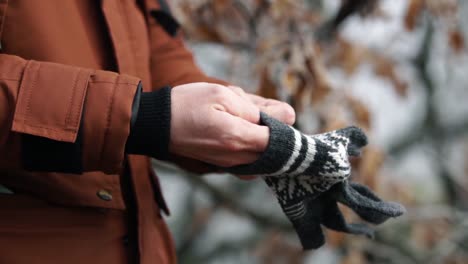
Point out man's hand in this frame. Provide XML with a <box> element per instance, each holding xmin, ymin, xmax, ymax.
<box><xmin>170</xmin><ymin>83</ymin><xmax>266</xmax><ymax>167</ymax></box>
<box><xmin>170</xmin><ymin>82</ymin><xmax>295</xmax><ymax>169</ymax></box>
<box><xmin>227</xmin><ymin>86</ymin><xmax>296</xmax><ymax>126</ymax></box>
<box><xmin>225</xmin><ymin>85</ymin><xmax>296</xmax><ymax>180</ymax></box>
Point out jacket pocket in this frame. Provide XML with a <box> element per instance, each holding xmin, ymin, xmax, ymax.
<box><xmin>11</xmin><ymin>61</ymin><xmax>91</xmax><ymax>142</ymax></box>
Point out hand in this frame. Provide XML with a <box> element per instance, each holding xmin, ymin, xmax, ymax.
<box><xmin>170</xmin><ymin>83</ymin><xmax>269</xmax><ymax>167</ymax></box>
<box><xmin>227</xmin><ymin>86</ymin><xmax>296</xmax><ymax>126</ymax></box>
<box><xmin>224</xmin><ymin>113</ymin><xmax>405</xmax><ymax>249</ymax></box>
<box><xmin>226</xmin><ymin>86</ymin><xmax>296</xmax><ymax>180</ymax></box>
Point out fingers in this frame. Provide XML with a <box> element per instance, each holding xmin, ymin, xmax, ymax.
<box><xmin>223</xmin><ymin>112</ymin><xmax>269</xmax><ymax>153</ymax></box>
<box><xmin>214</xmin><ymin>86</ymin><xmax>261</xmax><ymax>124</ymax></box>
<box><xmin>203</xmin><ymin>111</ymin><xmax>269</xmax><ymax>167</ymax></box>
<box><xmin>244</xmin><ymin>92</ymin><xmax>296</xmax><ymax>125</ymax></box>
<box><xmin>170</xmin><ymin>83</ymin><xmax>272</xmax><ymax>169</ymax></box>
<box><xmin>333</xmin><ymin>182</ymin><xmax>406</xmax><ymax>224</ymax></box>
<box><xmin>336</xmin><ymin>126</ymin><xmax>368</xmax><ymax>156</ymax></box>
<box><xmin>227</xmin><ymin>86</ymin><xmax>296</xmax><ymax>125</ymax></box>
<box><xmin>320</xmin><ymin>198</ymin><xmax>375</xmax><ymax>238</ymax></box>
<box><xmin>261</xmin><ymin>103</ymin><xmax>296</xmax><ymax>125</ymax></box>
<box><xmin>226</xmin><ymin>85</ymin><xmax>249</xmax><ymax>100</ymax></box>
<box><xmin>287</xmin><ymin>199</ymin><xmax>326</xmax><ymax>250</ymax></box>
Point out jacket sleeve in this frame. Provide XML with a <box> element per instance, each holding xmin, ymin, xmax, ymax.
<box><xmin>145</xmin><ymin>0</ymin><xmax>228</xmax><ymax>88</ymax></box>
<box><xmin>144</xmin><ymin>0</ymin><xmax>233</xmax><ymax>173</ymax></box>
<box><xmin>0</xmin><ymin>54</ymin><xmax>140</xmax><ymax>174</ymax></box>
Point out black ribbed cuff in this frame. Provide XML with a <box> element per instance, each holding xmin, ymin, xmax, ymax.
<box><xmin>125</xmin><ymin>87</ymin><xmax>171</xmax><ymax>159</ymax></box>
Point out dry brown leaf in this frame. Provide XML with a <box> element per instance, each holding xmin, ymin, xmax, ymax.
<box><xmin>292</xmin><ymin>74</ymin><xmax>307</xmax><ymax>112</ymax></box>
<box><xmin>305</xmin><ymin>56</ymin><xmax>331</xmax><ymax>104</ymax></box>
<box><xmin>347</xmin><ymin>95</ymin><xmax>371</xmax><ymax>130</ymax></box>
<box><xmin>326</xmin><ymin>229</ymin><xmax>346</xmax><ymax>248</ymax></box>
<box><xmin>179</xmin><ymin>3</ymin><xmax>226</xmax><ymax>43</ymax></box>
<box><xmin>357</xmin><ymin>147</ymin><xmax>385</xmax><ymax>189</ymax></box>
<box><xmin>373</xmin><ymin>56</ymin><xmax>408</xmax><ymax>97</ymax></box>
<box><xmin>282</xmin><ymin>70</ymin><xmax>300</xmax><ymax>94</ymax></box>
<box><xmin>328</xmin><ymin>39</ymin><xmax>363</xmax><ymax>75</ymax></box>
<box><xmin>327</xmin><ymin>204</ymin><xmax>357</xmax><ymax>248</ymax></box>
<box><xmin>411</xmin><ymin>220</ymin><xmax>451</xmax><ymax>250</ymax></box>
<box><xmin>341</xmin><ymin>41</ymin><xmax>363</xmax><ymax>75</ymax></box>
<box><xmin>192</xmin><ymin>24</ymin><xmax>225</xmax><ymax>42</ymax></box>
<box><xmin>327</xmin><ymin>38</ymin><xmax>370</xmax><ymax>75</ymax></box>
<box><xmin>270</xmin><ymin>0</ymin><xmax>297</xmax><ymax>20</ymax></box>
<box><xmin>281</xmin><ymin>69</ymin><xmax>307</xmax><ymax>111</ymax></box>
<box><xmin>405</xmin><ymin>0</ymin><xmax>425</xmax><ymax>31</ymax></box>
<box><xmin>341</xmin><ymin>249</ymin><xmax>367</xmax><ymax>264</ymax></box>
<box><xmin>449</xmin><ymin>30</ymin><xmax>465</xmax><ymax>53</ymax></box>
<box><xmin>380</xmin><ymin>179</ymin><xmax>416</xmax><ymax>206</ymax></box>
<box><xmin>257</xmin><ymin>69</ymin><xmax>279</xmax><ymax>100</ymax></box>
<box><xmin>322</xmin><ymin>115</ymin><xmax>348</xmax><ymax>133</ymax></box>
<box><xmin>426</xmin><ymin>0</ymin><xmax>458</xmax><ymax>17</ymax></box>
<box><xmin>254</xmin><ymin>231</ymin><xmax>304</xmax><ymax>264</ymax></box>
<box><xmin>212</xmin><ymin>0</ymin><xmax>231</xmax><ymax>14</ymax></box>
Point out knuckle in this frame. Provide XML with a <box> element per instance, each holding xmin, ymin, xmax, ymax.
<box><xmin>233</xmin><ymin>86</ymin><xmax>245</xmax><ymax>95</ymax></box>
<box><xmin>212</xmin><ymin>86</ymin><xmax>231</xmax><ymax>104</ymax></box>
<box><xmin>222</xmin><ymin>136</ymin><xmax>243</xmax><ymax>152</ymax></box>
<box><xmin>220</xmin><ymin>128</ymin><xmax>244</xmax><ymax>152</ymax></box>
<box><xmin>210</xmin><ymin>84</ymin><xmax>227</xmax><ymax>96</ymax></box>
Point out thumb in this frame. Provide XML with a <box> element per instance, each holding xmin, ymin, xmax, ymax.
<box><xmin>218</xmin><ymin>111</ymin><xmax>269</xmax><ymax>152</ymax></box>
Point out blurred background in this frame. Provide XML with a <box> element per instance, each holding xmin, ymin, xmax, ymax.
<box><xmin>154</xmin><ymin>0</ymin><xmax>468</xmax><ymax>263</ymax></box>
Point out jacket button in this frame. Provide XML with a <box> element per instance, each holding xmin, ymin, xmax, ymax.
<box><xmin>97</xmin><ymin>190</ymin><xmax>113</xmax><ymax>201</ymax></box>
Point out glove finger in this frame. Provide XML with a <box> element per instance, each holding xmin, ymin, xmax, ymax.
<box><xmin>264</xmin><ymin>176</ymin><xmax>327</xmax><ymax>250</ymax></box>
<box><xmin>332</xmin><ymin>182</ymin><xmax>406</xmax><ymax>224</ymax></box>
<box><xmin>320</xmin><ymin>198</ymin><xmax>375</xmax><ymax>238</ymax></box>
<box><xmin>349</xmin><ymin>182</ymin><xmax>382</xmax><ymax>201</ymax></box>
<box><xmin>346</xmin><ymin>183</ymin><xmax>406</xmax><ymax>220</ymax></box>
<box><xmin>294</xmin><ymin>218</ymin><xmax>325</xmax><ymax>250</ymax></box>
<box><xmin>335</xmin><ymin>126</ymin><xmax>368</xmax><ymax>156</ymax></box>
<box><xmin>281</xmin><ymin>199</ymin><xmax>325</xmax><ymax>250</ymax></box>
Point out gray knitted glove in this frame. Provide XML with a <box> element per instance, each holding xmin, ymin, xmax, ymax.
<box><xmin>227</xmin><ymin>112</ymin><xmax>367</xmax><ymax>198</ymax></box>
<box><xmin>286</xmin><ymin>181</ymin><xmax>406</xmax><ymax>249</ymax></box>
<box><xmin>225</xmin><ymin>113</ymin><xmax>405</xmax><ymax>249</ymax></box>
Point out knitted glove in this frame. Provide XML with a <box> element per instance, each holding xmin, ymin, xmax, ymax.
<box><xmin>286</xmin><ymin>181</ymin><xmax>406</xmax><ymax>249</ymax></box>
<box><xmin>225</xmin><ymin>113</ymin><xmax>405</xmax><ymax>249</ymax></box>
<box><xmin>227</xmin><ymin>113</ymin><xmax>368</xmax><ymax>193</ymax></box>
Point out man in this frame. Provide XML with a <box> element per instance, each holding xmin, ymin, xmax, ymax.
<box><xmin>0</xmin><ymin>0</ymin><xmax>295</xmax><ymax>263</ymax></box>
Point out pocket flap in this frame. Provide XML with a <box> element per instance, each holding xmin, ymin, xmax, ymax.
<box><xmin>12</xmin><ymin>60</ymin><xmax>91</xmax><ymax>142</ymax></box>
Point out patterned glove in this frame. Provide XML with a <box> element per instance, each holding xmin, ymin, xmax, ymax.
<box><xmin>225</xmin><ymin>113</ymin><xmax>405</xmax><ymax>249</ymax></box>
<box><xmin>285</xmin><ymin>181</ymin><xmax>406</xmax><ymax>249</ymax></box>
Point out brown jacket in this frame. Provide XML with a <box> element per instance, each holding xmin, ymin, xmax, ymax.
<box><xmin>0</xmin><ymin>0</ymin><xmax>222</xmax><ymax>263</ymax></box>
